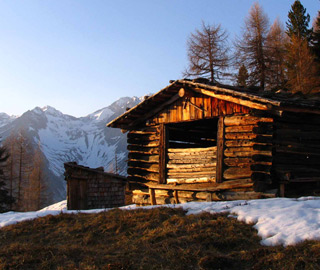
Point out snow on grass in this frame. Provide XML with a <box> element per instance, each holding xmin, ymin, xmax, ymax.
<box><xmin>1</xmin><ymin>197</ymin><xmax>320</xmax><ymax>247</ymax></box>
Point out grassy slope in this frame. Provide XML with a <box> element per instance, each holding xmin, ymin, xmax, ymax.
<box><xmin>0</xmin><ymin>207</ymin><xmax>319</xmax><ymax>270</ymax></box>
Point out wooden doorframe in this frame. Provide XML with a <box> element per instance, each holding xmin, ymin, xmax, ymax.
<box><xmin>216</xmin><ymin>116</ymin><xmax>225</xmax><ymax>183</ymax></box>
<box><xmin>159</xmin><ymin>124</ymin><xmax>168</xmax><ymax>184</ymax></box>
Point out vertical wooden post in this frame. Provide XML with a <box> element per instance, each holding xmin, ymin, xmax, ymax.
<box><xmin>216</xmin><ymin>117</ymin><xmax>225</xmax><ymax>183</ymax></box>
<box><xmin>159</xmin><ymin>124</ymin><xmax>168</xmax><ymax>184</ymax></box>
<box><xmin>280</xmin><ymin>183</ymin><xmax>285</xmax><ymax>197</ymax></box>
<box><xmin>174</xmin><ymin>190</ymin><xmax>179</xmax><ymax>204</ymax></box>
<box><xmin>206</xmin><ymin>192</ymin><xmax>213</xmax><ymax>202</ymax></box>
<box><xmin>149</xmin><ymin>188</ymin><xmax>156</xmax><ymax>205</ymax></box>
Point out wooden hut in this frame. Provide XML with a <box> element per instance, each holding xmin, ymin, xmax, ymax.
<box><xmin>107</xmin><ymin>79</ymin><xmax>320</xmax><ymax>205</ymax></box>
<box><xmin>64</xmin><ymin>162</ymin><xmax>127</xmax><ymax>210</ymax></box>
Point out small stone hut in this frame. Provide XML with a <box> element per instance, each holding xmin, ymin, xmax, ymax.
<box><xmin>64</xmin><ymin>162</ymin><xmax>127</xmax><ymax>210</ymax></box>
<box><xmin>107</xmin><ymin>79</ymin><xmax>320</xmax><ymax>205</ymax></box>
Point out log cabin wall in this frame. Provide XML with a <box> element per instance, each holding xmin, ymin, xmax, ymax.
<box><xmin>127</xmin><ymin>125</ymin><xmax>160</xmax><ymax>184</ymax></box>
<box><xmin>129</xmin><ymin>94</ymin><xmax>278</xmax><ymax>205</ymax></box>
<box><xmin>127</xmin><ymin>95</ymin><xmax>250</xmax><ymax>187</ymax></box>
<box><xmin>223</xmin><ymin>115</ymin><xmax>274</xmax><ymax>192</ymax></box>
<box><xmin>273</xmin><ymin>112</ymin><xmax>320</xmax><ymax>195</ymax></box>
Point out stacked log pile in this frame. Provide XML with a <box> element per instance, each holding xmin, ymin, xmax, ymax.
<box><xmin>223</xmin><ymin>115</ymin><xmax>274</xmax><ymax>191</ymax></box>
<box><xmin>167</xmin><ymin>146</ymin><xmax>217</xmax><ymax>184</ymax></box>
<box><xmin>127</xmin><ymin>126</ymin><xmax>160</xmax><ymax>183</ymax></box>
<box><xmin>273</xmin><ymin>112</ymin><xmax>320</xmax><ymax>182</ymax></box>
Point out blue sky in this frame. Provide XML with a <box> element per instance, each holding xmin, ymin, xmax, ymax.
<box><xmin>0</xmin><ymin>0</ymin><xmax>318</xmax><ymax>117</ymax></box>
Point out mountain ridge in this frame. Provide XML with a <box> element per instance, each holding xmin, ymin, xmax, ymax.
<box><xmin>0</xmin><ymin>96</ymin><xmax>143</xmax><ymax>203</ymax></box>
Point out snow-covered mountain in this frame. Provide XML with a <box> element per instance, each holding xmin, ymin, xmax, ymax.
<box><xmin>0</xmin><ymin>96</ymin><xmax>142</xmax><ymax>203</ymax></box>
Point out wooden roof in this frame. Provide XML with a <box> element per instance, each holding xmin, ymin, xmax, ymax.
<box><xmin>64</xmin><ymin>162</ymin><xmax>127</xmax><ymax>182</ymax></box>
<box><xmin>107</xmin><ymin>79</ymin><xmax>320</xmax><ymax>129</ymax></box>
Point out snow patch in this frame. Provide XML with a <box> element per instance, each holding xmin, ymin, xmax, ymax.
<box><xmin>0</xmin><ymin>197</ymin><xmax>320</xmax><ymax>247</ymax></box>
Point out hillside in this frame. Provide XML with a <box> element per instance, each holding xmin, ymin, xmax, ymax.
<box><xmin>0</xmin><ymin>206</ymin><xmax>319</xmax><ymax>270</ymax></box>
<box><xmin>0</xmin><ymin>96</ymin><xmax>142</xmax><ymax>202</ymax></box>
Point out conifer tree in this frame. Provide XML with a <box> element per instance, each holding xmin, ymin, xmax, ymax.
<box><xmin>236</xmin><ymin>64</ymin><xmax>249</xmax><ymax>87</ymax></box>
<box><xmin>3</xmin><ymin>134</ymin><xmax>18</xmax><ymax>209</ymax></box>
<box><xmin>311</xmin><ymin>11</ymin><xmax>320</xmax><ymax>64</ymax></box>
<box><xmin>0</xmin><ymin>146</ymin><xmax>14</xmax><ymax>213</ymax></box>
<box><xmin>184</xmin><ymin>22</ymin><xmax>229</xmax><ymax>83</ymax></box>
<box><xmin>235</xmin><ymin>2</ymin><xmax>269</xmax><ymax>90</ymax></box>
<box><xmin>285</xmin><ymin>1</ymin><xmax>319</xmax><ymax>94</ymax></box>
<box><xmin>286</xmin><ymin>0</ymin><xmax>312</xmax><ymax>40</ymax></box>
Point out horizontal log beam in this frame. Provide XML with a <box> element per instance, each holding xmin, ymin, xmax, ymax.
<box><xmin>167</xmin><ymin>177</ymin><xmax>216</xmax><ymax>184</ymax></box>
<box><xmin>145</xmin><ymin>178</ymin><xmax>253</xmax><ymax>192</ymax></box>
<box><xmin>223</xmin><ymin>167</ymin><xmax>252</xmax><ymax>180</ymax></box>
<box><xmin>225</xmin><ymin>125</ymin><xmax>257</xmax><ymax>133</ymax></box>
<box><xmin>167</xmin><ymin>162</ymin><xmax>217</xmax><ymax>169</ymax></box>
<box><xmin>168</xmin><ymin>158</ymin><xmax>216</xmax><ymax>164</ymax></box>
<box><xmin>192</xmin><ymin>88</ymin><xmax>269</xmax><ymax>110</ymax></box>
<box><xmin>168</xmin><ymin>146</ymin><xmax>217</xmax><ymax>153</ymax></box>
<box><xmin>224</xmin><ymin>115</ymin><xmax>273</xmax><ymax>126</ymax></box>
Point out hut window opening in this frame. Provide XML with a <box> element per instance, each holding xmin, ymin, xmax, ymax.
<box><xmin>166</xmin><ymin>119</ymin><xmax>219</xmax><ymax>184</ymax></box>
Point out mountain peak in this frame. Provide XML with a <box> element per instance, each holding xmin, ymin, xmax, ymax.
<box><xmin>41</xmin><ymin>106</ymin><xmax>62</xmax><ymax>115</ymax></box>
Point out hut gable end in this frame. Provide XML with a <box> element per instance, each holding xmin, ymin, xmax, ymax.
<box><xmin>148</xmin><ymin>92</ymin><xmax>251</xmax><ymax>126</ymax></box>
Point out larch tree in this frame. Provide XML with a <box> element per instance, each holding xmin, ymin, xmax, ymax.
<box><xmin>24</xmin><ymin>146</ymin><xmax>47</xmax><ymax>211</ymax></box>
<box><xmin>265</xmin><ymin>18</ymin><xmax>287</xmax><ymax>90</ymax></box>
<box><xmin>0</xmin><ymin>146</ymin><xmax>14</xmax><ymax>213</ymax></box>
<box><xmin>286</xmin><ymin>35</ymin><xmax>320</xmax><ymax>94</ymax></box>
<box><xmin>184</xmin><ymin>22</ymin><xmax>229</xmax><ymax>83</ymax></box>
<box><xmin>235</xmin><ymin>2</ymin><xmax>269</xmax><ymax>90</ymax></box>
<box><xmin>4</xmin><ymin>131</ymin><xmax>33</xmax><ymax>211</ymax></box>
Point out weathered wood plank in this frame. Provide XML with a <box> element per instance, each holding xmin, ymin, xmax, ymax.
<box><xmin>128</xmin><ymin>94</ymin><xmax>181</xmax><ymax>128</ymax></box>
<box><xmin>225</xmin><ymin>125</ymin><xmax>257</xmax><ymax>133</ymax></box>
<box><xmin>193</xmin><ymin>87</ymin><xmax>269</xmax><ymax>110</ymax></box>
<box><xmin>168</xmin><ymin>157</ymin><xmax>216</xmax><ymax>164</ymax></box>
<box><xmin>224</xmin><ymin>158</ymin><xmax>272</xmax><ymax>167</ymax></box>
<box><xmin>128</xmin><ymin>154</ymin><xmax>159</xmax><ymax>163</ymax></box>
<box><xmin>167</xmin><ymin>146</ymin><xmax>217</xmax><ymax>153</ymax></box>
<box><xmin>168</xmin><ymin>151</ymin><xmax>217</xmax><ymax>159</ymax></box>
<box><xmin>167</xmin><ymin>162</ymin><xmax>217</xmax><ymax>169</ymax></box>
<box><xmin>167</xmin><ymin>177</ymin><xmax>216</xmax><ymax>184</ymax></box>
<box><xmin>224</xmin><ymin>158</ymin><xmax>254</xmax><ymax>167</ymax></box>
<box><xmin>224</xmin><ymin>147</ymin><xmax>272</xmax><ymax>157</ymax></box>
<box><xmin>224</xmin><ymin>115</ymin><xmax>273</xmax><ymax>126</ymax></box>
<box><xmin>168</xmin><ymin>171</ymin><xmax>216</xmax><ymax>178</ymax></box>
<box><xmin>223</xmin><ymin>167</ymin><xmax>252</xmax><ymax>180</ymax></box>
<box><xmin>225</xmin><ymin>133</ymin><xmax>258</xmax><ymax>140</ymax></box>
<box><xmin>225</xmin><ymin>140</ymin><xmax>259</xmax><ymax>147</ymax></box>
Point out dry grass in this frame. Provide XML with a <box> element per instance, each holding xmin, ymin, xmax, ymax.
<box><xmin>0</xmin><ymin>207</ymin><xmax>319</xmax><ymax>269</ymax></box>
